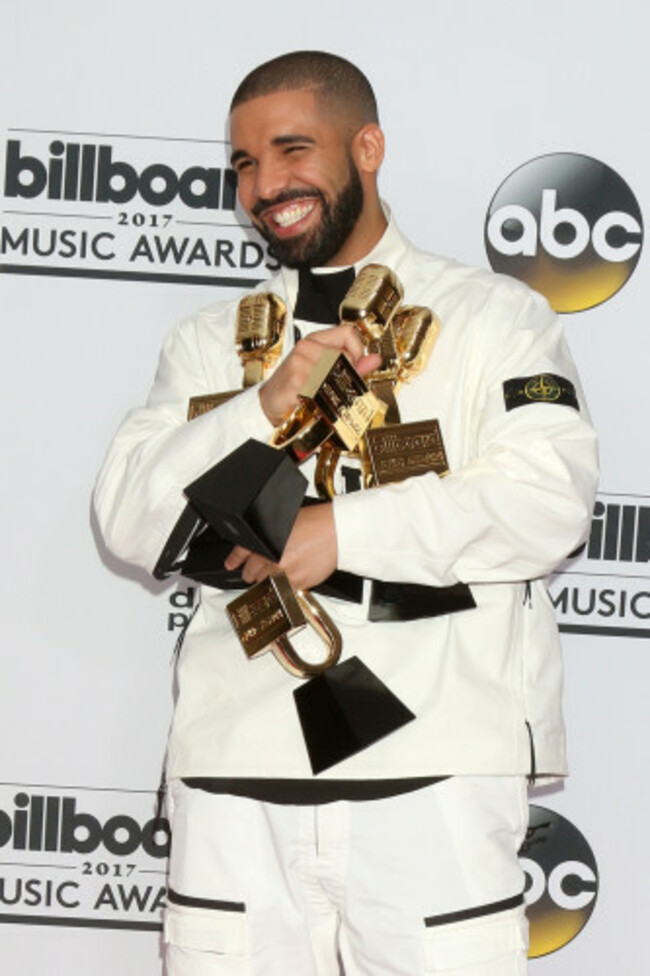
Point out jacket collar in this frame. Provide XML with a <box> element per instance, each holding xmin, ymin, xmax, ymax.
<box><xmin>279</xmin><ymin>203</ymin><xmax>411</xmax><ymax>314</ymax></box>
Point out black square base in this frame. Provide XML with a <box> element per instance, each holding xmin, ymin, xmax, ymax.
<box><xmin>181</xmin><ymin>525</ymin><xmax>245</xmax><ymax>589</ymax></box>
<box><xmin>185</xmin><ymin>439</ymin><xmax>307</xmax><ymax>560</ymax></box>
<box><xmin>294</xmin><ymin>657</ymin><xmax>415</xmax><ymax>774</ymax></box>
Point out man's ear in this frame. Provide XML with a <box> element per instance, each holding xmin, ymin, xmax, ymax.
<box><xmin>351</xmin><ymin>124</ymin><xmax>385</xmax><ymax>174</ymax></box>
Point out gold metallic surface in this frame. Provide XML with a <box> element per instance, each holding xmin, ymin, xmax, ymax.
<box><xmin>339</xmin><ymin>264</ymin><xmax>403</xmax><ymax>342</ymax></box>
<box><xmin>314</xmin><ymin>440</ymin><xmax>341</xmax><ymax>500</ymax></box>
<box><xmin>361</xmin><ymin>419</ymin><xmax>450</xmax><ymax>486</ymax></box>
<box><xmin>242</xmin><ymin>359</ymin><xmax>265</xmax><ymax>388</ymax></box>
<box><xmin>187</xmin><ymin>390</ymin><xmax>239</xmax><ymax>420</ymax></box>
<box><xmin>188</xmin><ymin>292</ymin><xmax>286</xmax><ymax>416</ymax></box>
<box><xmin>331</xmin><ymin>390</ymin><xmax>386</xmax><ymax>451</ymax></box>
<box><xmin>226</xmin><ymin>573</ymin><xmax>342</xmax><ymax>678</ymax></box>
<box><xmin>271</xmin><ymin>350</ymin><xmax>386</xmax><ymax>462</ymax></box>
<box><xmin>235</xmin><ymin>292</ymin><xmax>286</xmax><ymax>362</ymax></box>
<box><xmin>393</xmin><ymin>306</ymin><xmax>441</xmax><ymax>383</ymax></box>
<box><xmin>272</xmin><ymin>589</ymin><xmax>342</xmax><ymax>678</ymax></box>
<box><xmin>300</xmin><ymin>350</ymin><xmax>386</xmax><ymax>451</ymax></box>
<box><xmin>298</xmin><ymin>348</ymin><xmax>348</xmax><ymax>400</ymax></box>
<box><xmin>271</xmin><ymin>405</ymin><xmax>333</xmax><ymax>462</ymax></box>
<box><xmin>300</xmin><ymin>281</ymin><xmax>443</xmax><ymax>494</ymax></box>
<box><xmin>367</xmin><ymin>377</ymin><xmax>401</xmax><ymax>426</ymax></box>
<box><xmin>364</xmin><ymin>325</ymin><xmax>401</xmax><ymax>386</ymax></box>
<box><xmin>226</xmin><ymin>573</ymin><xmax>304</xmax><ymax>659</ymax></box>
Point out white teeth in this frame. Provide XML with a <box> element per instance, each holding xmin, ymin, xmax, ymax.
<box><xmin>271</xmin><ymin>201</ymin><xmax>315</xmax><ymax>228</ymax></box>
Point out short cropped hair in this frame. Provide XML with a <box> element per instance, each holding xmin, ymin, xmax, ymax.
<box><xmin>230</xmin><ymin>51</ymin><xmax>379</xmax><ymax>127</ymax></box>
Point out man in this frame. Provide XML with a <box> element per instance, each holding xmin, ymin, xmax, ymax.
<box><xmin>94</xmin><ymin>52</ymin><xmax>598</xmax><ymax>975</ymax></box>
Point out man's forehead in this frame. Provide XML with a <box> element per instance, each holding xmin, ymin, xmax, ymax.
<box><xmin>230</xmin><ymin>86</ymin><xmax>349</xmax><ymax>140</ymax></box>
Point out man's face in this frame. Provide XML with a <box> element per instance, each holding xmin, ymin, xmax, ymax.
<box><xmin>230</xmin><ymin>89</ymin><xmax>364</xmax><ymax>269</ymax></box>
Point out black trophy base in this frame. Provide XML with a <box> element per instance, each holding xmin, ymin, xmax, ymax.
<box><xmin>185</xmin><ymin>439</ymin><xmax>307</xmax><ymax>560</ymax></box>
<box><xmin>294</xmin><ymin>657</ymin><xmax>415</xmax><ymax>775</ymax></box>
<box><xmin>180</xmin><ymin>525</ymin><xmax>245</xmax><ymax>589</ymax></box>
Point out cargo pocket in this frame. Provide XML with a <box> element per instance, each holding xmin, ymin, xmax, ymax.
<box><xmin>164</xmin><ymin>891</ymin><xmax>250</xmax><ymax>974</ymax></box>
<box><xmin>422</xmin><ymin>896</ymin><xmax>528</xmax><ymax>974</ymax></box>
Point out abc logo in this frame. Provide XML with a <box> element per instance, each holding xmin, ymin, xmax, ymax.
<box><xmin>520</xmin><ymin>805</ymin><xmax>598</xmax><ymax>958</ymax></box>
<box><xmin>485</xmin><ymin>154</ymin><xmax>643</xmax><ymax>312</ymax></box>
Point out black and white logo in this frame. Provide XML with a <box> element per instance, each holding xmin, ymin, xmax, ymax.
<box><xmin>485</xmin><ymin>154</ymin><xmax>643</xmax><ymax>312</ymax></box>
<box><xmin>520</xmin><ymin>805</ymin><xmax>598</xmax><ymax>957</ymax></box>
<box><xmin>0</xmin><ymin>783</ymin><xmax>169</xmax><ymax>930</ymax></box>
<box><xmin>550</xmin><ymin>492</ymin><xmax>650</xmax><ymax>637</ymax></box>
<box><xmin>1</xmin><ymin>129</ymin><xmax>278</xmax><ymax>287</ymax></box>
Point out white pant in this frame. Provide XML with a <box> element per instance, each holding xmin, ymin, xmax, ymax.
<box><xmin>164</xmin><ymin>777</ymin><xmax>529</xmax><ymax>975</ymax></box>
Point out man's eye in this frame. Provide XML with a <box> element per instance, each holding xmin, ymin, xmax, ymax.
<box><xmin>235</xmin><ymin>159</ymin><xmax>253</xmax><ymax>173</ymax></box>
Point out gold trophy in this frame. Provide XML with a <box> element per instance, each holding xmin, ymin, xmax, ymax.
<box><xmin>315</xmin><ymin>294</ymin><xmax>449</xmax><ymax>498</ymax></box>
<box><xmin>269</xmin><ymin>351</ymin><xmax>387</xmax><ymax>465</ymax></box>
<box><xmin>270</xmin><ymin>264</ymin><xmax>401</xmax><ymax>463</ymax></box>
<box><xmin>338</xmin><ymin>263</ymin><xmax>403</xmax><ymax>343</ymax></box>
<box><xmin>227</xmin><ymin>572</ymin><xmax>342</xmax><ymax>678</ymax></box>
<box><xmin>226</xmin><ymin>569</ymin><xmax>415</xmax><ymax>778</ymax></box>
<box><xmin>187</xmin><ymin>292</ymin><xmax>286</xmax><ymax>419</ymax></box>
<box><xmin>360</xmin><ymin>304</ymin><xmax>449</xmax><ymax>487</ymax></box>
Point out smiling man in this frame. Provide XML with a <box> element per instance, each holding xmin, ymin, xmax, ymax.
<box><xmin>94</xmin><ymin>52</ymin><xmax>598</xmax><ymax>976</ymax></box>
<box><xmin>230</xmin><ymin>56</ymin><xmax>384</xmax><ymax>271</ymax></box>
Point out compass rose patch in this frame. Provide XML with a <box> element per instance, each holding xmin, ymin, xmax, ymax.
<box><xmin>503</xmin><ymin>373</ymin><xmax>579</xmax><ymax>411</ymax></box>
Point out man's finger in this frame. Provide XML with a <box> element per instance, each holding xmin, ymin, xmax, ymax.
<box><xmin>240</xmin><ymin>553</ymin><xmax>278</xmax><ymax>584</ymax></box>
<box><xmin>224</xmin><ymin>545</ymin><xmax>252</xmax><ymax>570</ymax></box>
<box><xmin>308</xmin><ymin>324</ymin><xmax>365</xmax><ymax>363</ymax></box>
<box><xmin>356</xmin><ymin>352</ymin><xmax>383</xmax><ymax>377</ymax></box>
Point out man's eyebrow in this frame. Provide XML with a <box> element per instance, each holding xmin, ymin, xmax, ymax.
<box><xmin>272</xmin><ymin>134</ymin><xmax>316</xmax><ymax>147</ymax></box>
<box><xmin>230</xmin><ymin>148</ymin><xmax>249</xmax><ymax>167</ymax></box>
<box><xmin>230</xmin><ymin>134</ymin><xmax>316</xmax><ymax>167</ymax></box>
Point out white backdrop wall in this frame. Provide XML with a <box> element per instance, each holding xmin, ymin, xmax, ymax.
<box><xmin>1</xmin><ymin>2</ymin><xmax>647</xmax><ymax>973</ymax></box>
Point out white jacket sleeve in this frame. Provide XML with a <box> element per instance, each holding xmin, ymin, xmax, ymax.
<box><xmin>332</xmin><ymin>283</ymin><xmax>598</xmax><ymax>587</ymax></box>
<box><xmin>93</xmin><ymin>306</ymin><xmax>274</xmax><ymax>574</ymax></box>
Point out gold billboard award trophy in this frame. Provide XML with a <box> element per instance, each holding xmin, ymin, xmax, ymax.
<box><xmin>313</xmin><ymin>268</ymin><xmax>449</xmax><ymax>500</ymax></box>
<box><xmin>360</xmin><ymin>303</ymin><xmax>449</xmax><ymax>486</ymax></box>
<box><xmin>227</xmin><ymin>565</ymin><xmax>415</xmax><ymax>774</ymax></box>
<box><xmin>227</xmin><ymin>572</ymin><xmax>342</xmax><ymax>678</ymax></box>
<box><xmin>187</xmin><ymin>292</ymin><xmax>286</xmax><ymax>419</ymax></box>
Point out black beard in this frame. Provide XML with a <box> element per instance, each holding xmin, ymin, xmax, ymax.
<box><xmin>252</xmin><ymin>163</ymin><xmax>364</xmax><ymax>270</ymax></box>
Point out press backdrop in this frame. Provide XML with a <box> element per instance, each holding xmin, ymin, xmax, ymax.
<box><xmin>1</xmin><ymin>2</ymin><xmax>647</xmax><ymax>973</ymax></box>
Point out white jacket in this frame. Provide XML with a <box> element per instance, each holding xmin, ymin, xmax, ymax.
<box><xmin>94</xmin><ymin>212</ymin><xmax>598</xmax><ymax>781</ymax></box>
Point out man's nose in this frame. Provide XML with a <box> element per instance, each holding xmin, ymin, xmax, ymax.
<box><xmin>254</xmin><ymin>154</ymin><xmax>291</xmax><ymax>202</ymax></box>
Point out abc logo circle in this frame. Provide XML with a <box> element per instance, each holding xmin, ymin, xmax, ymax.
<box><xmin>485</xmin><ymin>153</ymin><xmax>643</xmax><ymax>312</ymax></box>
<box><xmin>520</xmin><ymin>805</ymin><xmax>598</xmax><ymax>957</ymax></box>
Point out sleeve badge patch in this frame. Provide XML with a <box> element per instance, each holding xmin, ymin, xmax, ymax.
<box><xmin>503</xmin><ymin>373</ymin><xmax>580</xmax><ymax>411</ymax></box>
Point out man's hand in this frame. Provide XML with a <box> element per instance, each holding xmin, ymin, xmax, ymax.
<box><xmin>224</xmin><ymin>503</ymin><xmax>337</xmax><ymax>591</ymax></box>
<box><xmin>259</xmin><ymin>324</ymin><xmax>381</xmax><ymax>427</ymax></box>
